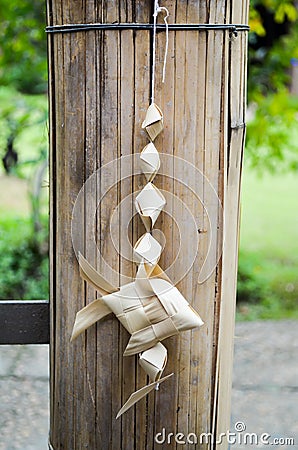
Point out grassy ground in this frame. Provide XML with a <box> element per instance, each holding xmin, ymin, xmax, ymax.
<box><xmin>237</xmin><ymin>165</ymin><xmax>298</xmax><ymax>320</ymax></box>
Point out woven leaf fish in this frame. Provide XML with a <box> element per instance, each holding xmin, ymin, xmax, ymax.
<box><xmin>71</xmin><ymin>103</ymin><xmax>204</xmax><ymax>418</ymax></box>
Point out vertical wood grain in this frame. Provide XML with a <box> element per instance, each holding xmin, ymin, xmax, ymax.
<box><xmin>215</xmin><ymin>1</ymin><xmax>250</xmax><ymax>448</ymax></box>
<box><xmin>133</xmin><ymin>5</ymin><xmax>152</xmax><ymax>448</ymax></box>
<box><xmin>47</xmin><ymin>1</ymin><xmax>248</xmax><ymax>448</ymax></box>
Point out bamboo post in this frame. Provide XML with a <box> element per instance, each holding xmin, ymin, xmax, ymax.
<box><xmin>47</xmin><ymin>1</ymin><xmax>249</xmax><ymax>449</ymax></box>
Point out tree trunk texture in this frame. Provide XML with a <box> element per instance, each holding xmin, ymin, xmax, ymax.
<box><xmin>47</xmin><ymin>1</ymin><xmax>249</xmax><ymax>449</ymax></box>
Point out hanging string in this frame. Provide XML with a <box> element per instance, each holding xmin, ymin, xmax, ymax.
<box><xmin>160</xmin><ymin>6</ymin><xmax>169</xmax><ymax>84</ymax></box>
<box><xmin>151</xmin><ymin>1</ymin><xmax>169</xmax><ymax>104</ymax></box>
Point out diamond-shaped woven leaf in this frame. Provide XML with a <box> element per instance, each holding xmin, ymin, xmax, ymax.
<box><xmin>134</xmin><ymin>232</ymin><xmax>162</xmax><ymax>266</ymax></box>
<box><xmin>142</xmin><ymin>103</ymin><xmax>164</xmax><ymax>141</ymax></box>
<box><xmin>140</xmin><ymin>142</ymin><xmax>160</xmax><ymax>181</ymax></box>
<box><xmin>135</xmin><ymin>182</ymin><xmax>166</xmax><ymax>231</ymax></box>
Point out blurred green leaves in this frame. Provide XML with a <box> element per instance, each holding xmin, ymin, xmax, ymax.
<box><xmin>250</xmin><ymin>0</ymin><xmax>298</xmax><ymax>27</ymax></box>
<box><xmin>246</xmin><ymin>89</ymin><xmax>298</xmax><ymax>172</ymax></box>
<box><xmin>0</xmin><ymin>0</ymin><xmax>47</xmax><ymax>94</ymax></box>
<box><xmin>0</xmin><ymin>216</ymin><xmax>48</xmax><ymax>300</ymax></box>
<box><xmin>0</xmin><ymin>86</ymin><xmax>48</xmax><ymax>178</ymax></box>
<box><xmin>0</xmin><ymin>1</ymin><xmax>48</xmax><ymax>301</ymax></box>
<box><xmin>247</xmin><ymin>0</ymin><xmax>298</xmax><ymax>172</ymax></box>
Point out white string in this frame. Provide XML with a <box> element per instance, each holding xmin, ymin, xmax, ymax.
<box><xmin>151</xmin><ymin>1</ymin><xmax>170</xmax><ymax>104</ymax></box>
<box><xmin>159</xmin><ymin>6</ymin><xmax>169</xmax><ymax>84</ymax></box>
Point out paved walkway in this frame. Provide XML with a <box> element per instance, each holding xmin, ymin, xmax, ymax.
<box><xmin>0</xmin><ymin>345</ymin><xmax>49</xmax><ymax>450</ymax></box>
<box><xmin>0</xmin><ymin>320</ymin><xmax>297</xmax><ymax>449</ymax></box>
<box><xmin>231</xmin><ymin>321</ymin><xmax>298</xmax><ymax>449</ymax></box>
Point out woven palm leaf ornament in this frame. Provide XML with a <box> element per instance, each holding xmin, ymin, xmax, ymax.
<box><xmin>71</xmin><ymin>1</ymin><xmax>204</xmax><ymax>418</ymax></box>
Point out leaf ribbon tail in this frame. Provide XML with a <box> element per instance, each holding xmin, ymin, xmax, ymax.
<box><xmin>116</xmin><ymin>373</ymin><xmax>173</xmax><ymax>419</ymax></box>
<box><xmin>71</xmin><ymin>298</ymin><xmax>112</xmax><ymax>341</ymax></box>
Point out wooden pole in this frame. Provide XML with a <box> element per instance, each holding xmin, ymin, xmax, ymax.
<box><xmin>47</xmin><ymin>1</ymin><xmax>249</xmax><ymax>448</ymax></box>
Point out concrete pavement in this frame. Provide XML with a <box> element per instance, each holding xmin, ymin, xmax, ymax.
<box><xmin>0</xmin><ymin>320</ymin><xmax>297</xmax><ymax>449</ymax></box>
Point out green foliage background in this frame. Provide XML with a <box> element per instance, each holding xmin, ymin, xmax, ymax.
<box><xmin>0</xmin><ymin>0</ymin><xmax>47</xmax><ymax>94</ymax></box>
<box><xmin>0</xmin><ymin>217</ymin><xmax>48</xmax><ymax>299</ymax></box>
<box><xmin>247</xmin><ymin>0</ymin><xmax>298</xmax><ymax>172</ymax></box>
<box><xmin>0</xmin><ymin>0</ymin><xmax>297</xmax><ymax>316</ymax></box>
<box><xmin>0</xmin><ymin>0</ymin><xmax>48</xmax><ymax>300</ymax></box>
